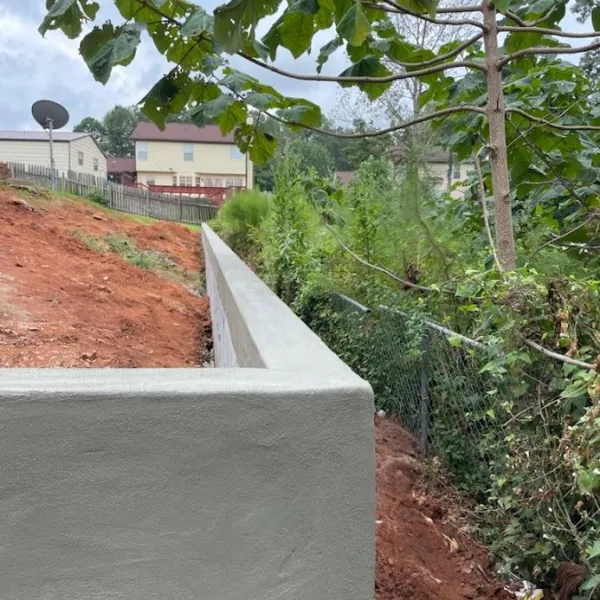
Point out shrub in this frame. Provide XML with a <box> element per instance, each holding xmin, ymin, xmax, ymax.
<box><xmin>88</xmin><ymin>188</ymin><xmax>108</xmax><ymax>206</ymax></box>
<box><xmin>210</xmin><ymin>189</ymin><xmax>271</xmax><ymax>257</ymax></box>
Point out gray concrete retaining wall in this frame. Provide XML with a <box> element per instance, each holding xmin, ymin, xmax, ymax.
<box><xmin>0</xmin><ymin>226</ymin><xmax>375</xmax><ymax>600</ymax></box>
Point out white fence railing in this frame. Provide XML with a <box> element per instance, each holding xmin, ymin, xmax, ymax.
<box><xmin>5</xmin><ymin>162</ymin><xmax>218</xmax><ymax>225</ymax></box>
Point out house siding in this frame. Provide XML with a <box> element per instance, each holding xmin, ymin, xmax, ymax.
<box><xmin>69</xmin><ymin>136</ymin><xmax>107</xmax><ymax>178</ymax></box>
<box><xmin>135</xmin><ymin>141</ymin><xmax>253</xmax><ymax>189</ymax></box>
<box><xmin>0</xmin><ymin>140</ymin><xmax>70</xmax><ymax>175</ymax></box>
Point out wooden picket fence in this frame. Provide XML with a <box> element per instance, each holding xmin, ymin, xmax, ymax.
<box><xmin>6</xmin><ymin>162</ymin><xmax>219</xmax><ymax>225</ymax></box>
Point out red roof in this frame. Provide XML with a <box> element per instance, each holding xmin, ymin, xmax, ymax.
<box><xmin>107</xmin><ymin>157</ymin><xmax>136</xmax><ymax>173</ymax></box>
<box><xmin>131</xmin><ymin>122</ymin><xmax>235</xmax><ymax>144</ymax></box>
<box><xmin>336</xmin><ymin>171</ymin><xmax>355</xmax><ymax>185</ymax></box>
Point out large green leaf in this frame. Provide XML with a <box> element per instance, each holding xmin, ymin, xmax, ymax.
<box><xmin>221</xmin><ymin>68</ymin><xmax>258</xmax><ymax>92</ymax></box>
<box><xmin>180</xmin><ymin>7</ymin><xmax>214</xmax><ymax>36</ymax></box>
<box><xmin>280</xmin><ymin>9</ymin><xmax>315</xmax><ymax>57</ymax></box>
<box><xmin>140</xmin><ymin>71</ymin><xmax>193</xmax><ymax>129</ymax></box>
<box><xmin>317</xmin><ymin>37</ymin><xmax>343</xmax><ymax>73</ymax></box>
<box><xmin>84</xmin><ymin>24</ymin><xmax>142</xmax><ymax>85</ymax></box>
<box><xmin>392</xmin><ymin>0</ymin><xmax>438</xmax><ymax>18</ymax></box>
<box><xmin>80</xmin><ymin>0</ymin><xmax>100</xmax><ymax>19</ymax></box>
<box><xmin>214</xmin><ymin>0</ymin><xmax>281</xmax><ymax>53</ymax></box>
<box><xmin>279</xmin><ymin>100</ymin><xmax>323</xmax><ymax>128</ymax></box>
<box><xmin>245</xmin><ymin>92</ymin><xmax>281</xmax><ymax>110</ymax></box>
<box><xmin>192</xmin><ymin>96</ymin><xmax>247</xmax><ymax>135</ymax></box>
<box><xmin>39</xmin><ymin>0</ymin><xmax>82</xmax><ymax>38</ymax></box>
<box><xmin>338</xmin><ymin>55</ymin><xmax>392</xmax><ymax>100</ymax></box>
<box><xmin>337</xmin><ymin>3</ymin><xmax>370</xmax><ymax>47</ymax></box>
<box><xmin>494</xmin><ymin>0</ymin><xmax>512</xmax><ymax>13</ymax></box>
<box><xmin>593</xmin><ymin>6</ymin><xmax>600</xmax><ymax>31</ymax></box>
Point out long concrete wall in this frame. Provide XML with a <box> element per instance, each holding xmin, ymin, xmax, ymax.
<box><xmin>0</xmin><ymin>226</ymin><xmax>375</xmax><ymax>600</ymax></box>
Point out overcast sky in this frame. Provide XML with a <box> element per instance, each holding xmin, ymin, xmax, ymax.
<box><xmin>0</xmin><ymin>0</ymin><xmax>590</xmax><ymax>131</ymax></box>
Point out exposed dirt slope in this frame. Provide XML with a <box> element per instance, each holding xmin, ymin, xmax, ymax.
<box><xmin>0</xmin><ymin>187</ymin><xmax>210</xmax><ymax>367</ymax></box>
<box><xmin>376</xmin><ymin>416</ymin><xmax>511</xmax><ymax>600</ymax></box>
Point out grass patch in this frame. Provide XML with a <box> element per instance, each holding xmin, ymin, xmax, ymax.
<box><xmin>69</xmin><ymin>229</ymin><xmax>106</xmax><ymax>253</ymax></box>
<box><xmin>104</xmin><ymin>233</ymin><xmax>178</xmax><ymax>272</ymax></box>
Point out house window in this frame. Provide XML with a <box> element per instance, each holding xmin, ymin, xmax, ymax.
<box><xmin>78</xmin><ymin>151</ymin><xmax>84</xmax><ymax>166</ymax></box>
<box><xmin>172</xmin><ymin>175</ymin><xmax>178</xmax><ymax>186</ymax></box>
<box><xmin>138</xmin><ymin>142</ymin><xmax>148</xmax><ymax>161</ymax></box>
<box><xmin>205</xmin><ymin>178</ymin><xmax>213</xmax><ymax>187</ymax></box>
<box><xmin>195</xmin><ymin>174</ymin><xmax>201</xmax><ymax>187</ymax></box>
<box><xmin>181</xmin><ymin>175</ymin><xmax>193</xmax><ymax>186</ymax></box>
<box><xmin>183</xmin><ymin>144</ymin><xmax>194</xmax><ymax>162</ymax></box>
<box><xmin>453</xmin><ymin>161</ymin><xmax>461</xmax><ymax>179</ymax></box>
<box><xmin>214</xmin><ymin>178</ymin><xmax>223</xmax><ymax>187</ymax></box>
<box><xmin>234</xmin><ymin>178</ymin><xmax>243</xmax><ymax>187</ymax></box>
<box><xmin>230</xmin><ymin>146</ymin><xmax>243</xmax><ymax>159</ymax></box>
<box><xmin>93</xmin><ymin>158</ymin><xmax>98</xmax><ymax>172</ymax></box>
<box><xmin>146</xmin><ymin>176</ymin><xmax>155</xmax><ymax>186</ymax></box>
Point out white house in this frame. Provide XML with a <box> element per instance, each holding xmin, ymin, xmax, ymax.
<box><xmin>0</xmin><ymin>131</ymin><xmax>107</xmax><ymax>178</ymax></box>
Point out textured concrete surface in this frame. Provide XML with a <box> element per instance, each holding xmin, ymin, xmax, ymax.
<box><xmin>0</xmin><ymin>227</ymin><xmax>375</xmax><ymax>600</ymax></box>
<box><xmin>0</xmin><ymin>370</ymin><xmax>374</xmax><ymax>600</ymax></box>
<box><xmin>202</xmin><ymin>225</ymin><xmax>359</xmax><ymax>375</ymax></box>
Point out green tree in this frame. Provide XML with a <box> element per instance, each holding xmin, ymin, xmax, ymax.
<box><xmin>41</xmin><ymin>0</ymin><xmax>600</xmax><ymax>269</ymax></box>
<box><xmin>74</xmin><ymin>105</ymin><xmax>139</xmax><ymax>156</ymax></box>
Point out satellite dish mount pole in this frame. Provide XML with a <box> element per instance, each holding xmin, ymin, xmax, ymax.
<box><xmin>46</xmin><ymin>117</ymin><xmax>56</xmax><ymax>191</ymax></box>
<box><xmin>31</xmin><ymin>100</ymin><xmax>69</xmax><ymax>192</ymax></box>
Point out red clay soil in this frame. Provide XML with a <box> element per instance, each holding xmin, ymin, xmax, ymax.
<box><xmin>0</xmin><ymin>187</ymin><xmax>210</xmax><ymax>367</ymax></box>
<box><xmin>376</xmin><ymin>416</ymin><xmax>512</xmax><ymax>600</ymax></box>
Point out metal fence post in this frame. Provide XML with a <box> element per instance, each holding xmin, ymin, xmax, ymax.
<box><xmin>420</xmin><ymin>331</ymin><xmax>430</xmax><ymax>452</ymax></box>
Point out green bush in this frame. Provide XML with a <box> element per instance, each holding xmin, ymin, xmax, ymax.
<box><xmin>210</xmin><ymin>189</ymin><xmax>271</xmax><ymax>257</ymax></box>
<box><xmin>88</xmin><ymin>188</ymin><xmax>108</xmax><ymax>206</ymax></box>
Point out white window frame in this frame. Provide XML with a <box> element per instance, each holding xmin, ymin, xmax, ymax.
<box><xmin>214</xmin><ymin>178</ymin><xmax>224</xmax><ymax>187</ymax></box>
<box><xmin>146</xmin><ymin>176</ymin><xmax>155</xmax><ymax>186</ymax></box>
<box><xmin>172</xmin><ymin>175</ymin><xmax>178</xmax><ymax>186</ymax></box>
<box><xmin>452</xmin><ymin>161</ymin><xmax>461</xmax><ymax>180</ymax></box>
<box><xmin>138</xmin><ymin>142</ymin><xmax>148</xmax><ymax>161</ymax></box>
<box><xmin>230</xmin><ymin>145</ymin><xmax>243</xmax><ymax>160</ymax></box>
<box><xmin>93</xmin><ymin>157</ymin><xmax>98</xmax><ymax>172</ymax></box>
<box><xmin>78</xmin><ymin>151</ymin><xmax>84</xmax><ymax>166</ymax></box>
<box><xmin>183</xmin><ymin>143</ymin><xmax>194</xmax><ymax>162</ymax></box>
<box><xmin>195</xmin><ymin>174</ymin><xmax>201</xmax><ymax>187</ymax></box>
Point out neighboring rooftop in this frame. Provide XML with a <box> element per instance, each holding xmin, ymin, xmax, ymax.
<box><xmin>107</xmin><ymin>157</ymin><xmax>136</xmax><ymax>173</ymax></box>
<box><xmin>131</xmin><ymin>122</ymin><xmax>235</xmax><ymax>144</ymax></box>
<box><xmin>0</xmin><ymin>131</ymin><xmax>90</xmax><ymax>142</ymax></box>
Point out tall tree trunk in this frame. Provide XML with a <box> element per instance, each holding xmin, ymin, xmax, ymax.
<box><xmin>482</xmin><ymin>0</ymin><xmax>516</xmax><ymax>270</ymax></box>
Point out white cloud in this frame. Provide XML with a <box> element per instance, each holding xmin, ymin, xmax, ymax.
<box><xmin>0</xmin><ymin>4</ymin><xmax>166</xmax><ymax>130</ymax></box>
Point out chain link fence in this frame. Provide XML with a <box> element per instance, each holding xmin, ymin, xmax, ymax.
<box><xmin>309</xmin><ymin>291</ymin><xmax>591</xmax><ymax>579</ymax></box>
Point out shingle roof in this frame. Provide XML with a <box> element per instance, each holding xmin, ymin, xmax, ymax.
<box><xmin>131</xmin><ymin>122</ymin><xmax>235</xmax><ymax>144</ymax></box>
<box><xmin>107</xmin><ymin>157</ymin><xmax>136</xmax><ymax>173</ymax></box>
<box><xmin>0</xmin><ymin>131</ymin><xmax>90</xmax><ymax>142</ymax></box>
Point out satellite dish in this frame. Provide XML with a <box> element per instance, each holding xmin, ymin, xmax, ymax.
<box><xmin>32</xmin><ymin>100</ymin><xmax>69</xmax><ymax>130</ymax></box>
<box><xmin>31</xmin><ymin>100</ymin><xmax>70</xmax><ymax>191</ymax></box>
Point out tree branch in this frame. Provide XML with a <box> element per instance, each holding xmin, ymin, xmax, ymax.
<box><xmin>239</xmin><ymin>52</ymin><xmax>485</xmax><ymax>82</ymax></box>
<box><xmin>474</xmin><ymin>150</ymin><xmax>503</xmax><ymax>271</ymax></box>
<box><xmin>498</xmin><ymin>25</ymin><xmax>600</xmax><ymax>38</ymax></box>
<box><xmin>271</xmin><ymin>105</ymin><xmax>487</xmax><ymax>138</ymax></box>
<box><xmin>530</xmin><ymin>213</ymin><xmax>598</xmax><ymax>257</ymax></box>
<box><xmin>321</xmin><ymin>220</ymin><xmax>435</xmax><ymax>292</ymax></box>
<box><xmin>386</xmin><ymin>32</ymin><xmax>483</xmax><ymax>69</ymax></box>
<box><xmin>500</xmin><ymin>40</ymin><xmax>600</xmax><ymax>66</ymax></box>
<box><xmin>507</xmin><ymin>107</ymin><xmax>600</xmax><ymax>131</ymax></box>
<box><xmin>379</xmin><ymin>0</ymin><xmax>486</xmax><ymax>28</ymax></box>
<box><xmin>503</xmin><ymin>5</ymin><xmax>560</xmax><ymax>27</ymax></box>
<box><xmin>524</xmin><ymin>339</ymin><xmax>597</xmax><ymax>371</ymax></box>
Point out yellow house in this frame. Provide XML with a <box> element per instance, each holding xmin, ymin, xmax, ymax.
<box><xmin>131</xmin><ymin>122</ymin><xmax>253</xmax><ymax>196</ymax></box>
<box><xmin>0</xmin><ymin>131</ymin><xmax>107</xmax><ymax>178</ymax></box>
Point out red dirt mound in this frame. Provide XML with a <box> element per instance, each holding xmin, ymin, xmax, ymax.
<box><xmin>0</xmin><ymin>188</ymin><xmax>210</xmax><ymax>367</ymax></box>
<box><xmin>376</xmin><ymin>416</ymin><xmax>511</xmax><ymax>600</ymax></box>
